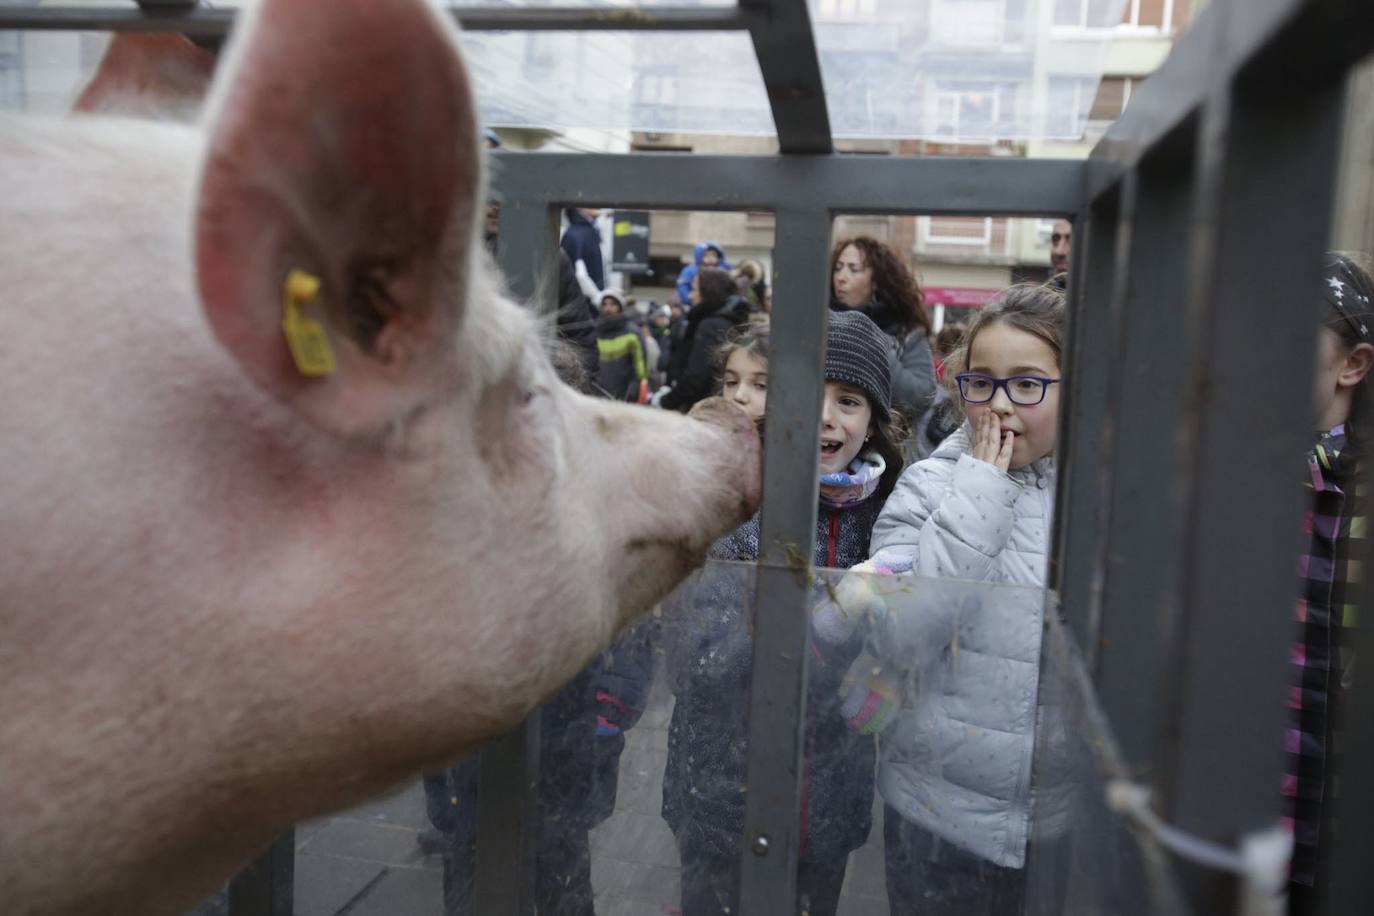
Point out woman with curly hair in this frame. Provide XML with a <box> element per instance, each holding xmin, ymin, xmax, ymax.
<box><xmin>830</xmin><ymin>236</ymin><xmax>937</xmax><ymax>454</ymax></box>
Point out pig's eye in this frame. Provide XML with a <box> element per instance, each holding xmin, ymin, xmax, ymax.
<box><xmin>520</xmin><ymin>385</ymin><xmax>552</xmax><ymax>408</ymax></box>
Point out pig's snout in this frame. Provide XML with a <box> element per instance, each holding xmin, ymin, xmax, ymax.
<box><xmin>687</xmin><ymin>396</ymin><xmax>762</xmax><ymax>521</ymax></box>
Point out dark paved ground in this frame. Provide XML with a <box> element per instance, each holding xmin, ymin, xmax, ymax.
<box><xmin>192</xmin><ymin>668</ymin><xmax>889</xmax><ymax>915</ymax></box>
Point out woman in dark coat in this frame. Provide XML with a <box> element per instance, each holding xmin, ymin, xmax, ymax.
<box><xmin>830</xmin><ymin>236</ymin><xmax>937</xmax><ymax>454</ymax></box>
<box><xmin>658</xmin><ymin>267</ymin><xmax>751</xmax><ymax>413</ymax></box>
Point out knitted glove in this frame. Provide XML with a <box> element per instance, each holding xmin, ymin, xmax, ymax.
<box><xmin>595</xmin><ymin>689</ymin><xmax>630</xmax><ymax>738</ymax></box>
<box><xmin>812</xmin><ymin>559</ymin><xmax>905</xmax><ymax>645</ymax></box>
<box><xmin>839</xmin><ymin>653</ymin><xmax>901</xmax><ymax>735</ymax></box>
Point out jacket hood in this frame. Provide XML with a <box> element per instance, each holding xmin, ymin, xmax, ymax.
<box><xmin>690</xmin><ymin>292</ymin><xmax>752</xmax><ymax>326</ymax></box>
<box><xmin>566</xmin><ymin>208</ymin><xmax>596</xmax><ymax>226</ymax></box>
<box><xmin>598</xmin><ymin>287</ymin><xmax>626</xmax><ymax>310</ymax></box>
<box><xmin>694</xmin><ymin>240</ymin><xmax>727</xmax><ymax>267</ymax></box>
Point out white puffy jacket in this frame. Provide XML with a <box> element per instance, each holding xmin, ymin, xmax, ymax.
<box><xmin>867</xmin><ymin>425</ymin><xmax>1054</xmax><ymax>869</ymax></box>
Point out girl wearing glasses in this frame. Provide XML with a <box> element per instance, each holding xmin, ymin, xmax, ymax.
<box><xmin>818</xmin><ymin>283</ymin><xmax>1067</xmax><ymax>915</ymax></box>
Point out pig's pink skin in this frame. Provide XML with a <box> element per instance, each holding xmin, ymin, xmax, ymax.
<box><xmin>73</xmin><ymin>33</ymin><xmax>215</xmax><ymax>120</ymax></box>
<box><xmin>0</xmin><ymin>0</ymin><xmax>760</xmax><ymax>912</ymax></box>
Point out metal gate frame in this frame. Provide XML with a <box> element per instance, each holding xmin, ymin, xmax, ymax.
<box><xmin>6</xmin><ymin>1</ymin><xmax>1374</xmax><ymax>913</ymax></box>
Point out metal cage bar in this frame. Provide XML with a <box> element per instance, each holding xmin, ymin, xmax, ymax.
<box><xmin>226</xmin><ymin>830</ymin><xmax>294</xmax><ymax>916</ymax></box>
<box><xmin>1151</xmin><ymin>56</ymin><xmax>1350</xmax><ymax>913</ymax></box>
<box><xmin>1092</xmin><ymin>133</ymin><xmax>1198</xmax><ymax>769</ymax></box>
<box><xmin>1053</xmin><ymin>186</ymin><xmax>1122</xmax><ymax>662</ymax></box>
<box><xmin>740</xmin><ymin>0</ymin><xmax>831</xmax><ymax>154</ymax></box>
<box><xmin>5</xmin><ymin>0</ymin><xmax>1374</xmax><ymax>913</ymax></box>
<box><xmin>490</xmin><ymin>153</ymin><xmax>1082</xmax><ymax>217</ymax></box>
<box><xmin>0</xmin><ymin>5</ymin><xmax>761</xmax><ymax>36</ymax></box>
<box><xmin>737</xmin><ymin>205</ymin><xmax>833</xmax><ymax>908</ymax></box>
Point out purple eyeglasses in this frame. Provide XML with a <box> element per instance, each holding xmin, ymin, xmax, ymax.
<box><xmin>955</xmin><ymin>373</ymin><xmax>1060</xmax><ymax>406</ymax></box>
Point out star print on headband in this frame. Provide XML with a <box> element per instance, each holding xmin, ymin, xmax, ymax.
<box><xmin>1323</xmin><ymin>256</ymin><xmax>1374</xmax><ymax>341</ymax></box>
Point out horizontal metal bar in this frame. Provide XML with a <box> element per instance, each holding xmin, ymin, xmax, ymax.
<box><xmin>1087</xmin><ymin>0</ymin><xmax>1374</xmax><ymax>201</ymax></box>
<box><xmin>0</xmin><ymin>4</ymin><xmax>758</xmax><ymax>36</ymax></box>
<box><xmin>492</xmin><ymin>153</ymin><xmax>1083</xmax><ymax>217</ymax></box>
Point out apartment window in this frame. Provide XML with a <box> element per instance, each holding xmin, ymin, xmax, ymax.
<box><xmin>1053</xmin><ymin>0</ymin><xmax>1125</xmax><ymax>29</ymax></box>
<box><xmin>931</xmin><ymin>0</ymin><xmax>1005</xmax><ymax>47</ymax></box>
<box><xmin>634</xmin><ymin>72</ymin><xmax>677</xmax><ymax>108</ymax></box>
<box><xmin>1088</xmin><ymin>77</ymin><xmax>1133</xmax><ymax>122</ymax></box>
<box><xmin>924</xmin><ymin>216</ymin><xmax>994</xmax><ymax>246</ymax></box>
<box><xmin>1046</xmin><ymin>76</ymin><xmax>1090</xmax><ymax>138</ymax></box>
<box><xmin>0</xmin><ymin>32</ymin><xmax>23</xmax><ymax>110</ymax></box>
<box><xmin>933</xmin><ymin>82</ymin><xmax>1014</xmax><ymax>143</ymax></box>
<box><xmin>1120</xmin><ymin>0</ymin><xmax>1175</xmax><ymax>30</ymax></box>
<box><xmin>818</xmin><ymin>0</ymin><xmax>877</xmax><ymax>18</ymax></box>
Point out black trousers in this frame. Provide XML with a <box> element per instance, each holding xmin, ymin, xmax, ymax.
<box><xmin>883</xmin><ymin>805</ymin><xmax>1026</xmax><ymax>916</ymax></box>
<box><xmin>677</xmin><ymin>832</ymin><xmax>849</xmax><ymax>916</ymax></box>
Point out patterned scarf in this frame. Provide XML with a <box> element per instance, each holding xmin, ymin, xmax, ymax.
<box><xmin>818</xmin><ymin>450</ymin><xmax>886</xmax><ymax>508</ymax></box>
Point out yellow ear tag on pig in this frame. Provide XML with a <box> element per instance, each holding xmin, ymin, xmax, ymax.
<box><xmin>281</xmin><ymin>269</ymin><xmax>336</xmax><ymax>377</ymax></box>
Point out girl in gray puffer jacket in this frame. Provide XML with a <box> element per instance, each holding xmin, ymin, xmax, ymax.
<box><xmin>819</xmin><ymin>285</ymin><xmax>1067</xmax><ymax>915</ymax></box>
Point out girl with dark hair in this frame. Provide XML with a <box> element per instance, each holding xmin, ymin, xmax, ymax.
<box><xmin>1286</xmin><ymin>253</ymin><xmax>1374</xmax><ymax>916</ymax></box>
<box><xmin>662</xmin><ymin>311</ymin><xmax>905</xmax><ymax>916</ymax></box>
<box><xmin>830</xmin><ymin>237</ymin><xmax>937</xmax><ymax>449</ymax></box>
<box><xmin>657</xmin><ymin>267</ymin><xmax>752</xmax><ymax>412</ymax></box>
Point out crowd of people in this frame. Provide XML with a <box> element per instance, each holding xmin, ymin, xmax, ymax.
<box><xmin>425</xmin><ymin>210</ymin><xmax>1365</xmax><ymax>916</ymax></box>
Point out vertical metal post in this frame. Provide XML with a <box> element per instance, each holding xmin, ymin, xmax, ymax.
<box><xmin>471</xmin><ymin>200</ymin><xmax>562</xmax><ymax>916</ymax></box>
<box><xmin>1053</xmin><ymin>185</ymin><xmax>1123</xmax><ymax>664</ymax></box>
<box><xmin>738</xmin><ymin>206</ymin><xmax>831</xmax><ymax>913</ymax></box>
<box><xmin>1094</xmin><ymin>138</ymin><xmax>1198</xmax><ymax>768</ymax></box>
<box><xmin>227</xmin><ymin>829</ymin><xmax>294</xmax><ymax>916</ymax></box>
<box><xmin>495</xmin><ymin>195</ymin><xmax>561</xmax><ymax>314</ymax></box>
<box><xmin>1153</xmin><ymin>71</ymin><xmax>1348</xmax><ymax>911</ymax></box>
<box><xmin>475</xmin><ymin>720</ymin><xmax>539</xmax><ymax>915</ymax></box>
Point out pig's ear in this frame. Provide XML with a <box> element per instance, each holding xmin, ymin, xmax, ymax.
<box><xmin>74</xmin><ymin>33</ymin><xmax>215</xmax><ymax>118</ymax></box>
<box><xmin>194</xmin><ymin>0</ymin><xmax>481</xmax><ymax>436</ymax></box>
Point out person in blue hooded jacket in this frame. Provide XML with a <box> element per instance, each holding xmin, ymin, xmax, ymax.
<box><xmin>561</xmin><ymin>208</ymin><xmax>605</xmax><ymax>292</ymax></box>
<box><xmin>675</xmin><ymin>241</ymin><xmax>730</xmax><ymax>309</ymax></box>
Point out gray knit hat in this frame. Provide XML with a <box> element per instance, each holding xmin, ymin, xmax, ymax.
<box><xmin>826</xmin><ymin>309</ymin><xmax>892</xmax><ymax>421</ymax></box>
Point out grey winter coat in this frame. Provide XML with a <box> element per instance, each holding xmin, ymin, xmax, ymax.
<box><xmin>891</xmin><ymin>326</ymin><xmax>937</xmax><ymax>427</ymax></box>
<box><xmin>867</xmin><ymin>426</ymin><xmax>1055</xmax><ymax>869</ymax></box>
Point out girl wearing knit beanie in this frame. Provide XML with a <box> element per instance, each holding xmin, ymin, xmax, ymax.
<box><xmin>661</xmin><ymin>311</ymin><xmax>905</xmax><ymax>916</ymax></box>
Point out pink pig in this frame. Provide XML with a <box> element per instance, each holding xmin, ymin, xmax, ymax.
<box><xmin>0</xmin><ymin>0</ymin><xmax>760</xmax><ymax>912</ymax></box>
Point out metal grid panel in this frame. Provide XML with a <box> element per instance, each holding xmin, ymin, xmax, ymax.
<box><xmin>490</xmin><ymin>153</ymin><xmax>1083</xmax><ymax>216</ymax></box>
<box><xmin>1092</xmin><ymin>138</ymin><xmax>1196</xmax><ymax>768</ymax></box>
<box><xmin>737</xmin><ymin>205</ymin><xmax>832</xmax><ymax>906</ymax></box>
<box><xmin>5</xmin><ymin>0</ymin><xmax>1374</xmax><ymax>913</ymax></box>
<box><xmin>1052</xmin><ymin>187</ymin><xmax>1121</xmax><ymax>661</ymax></box>
<box><xmin>0</xmin><ymin>4</ymin><xmax>759</xmax><ymax>34</ymax></box>
<box><xmin>1149</xmin><ymin>68</ymin><xmax>1348</xmax><ymax>916</ymax></box>
<box><xmin>1088</xmin><ymin>0</ymin><xmax>1374</xmax><ymax>195</ymax></box>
